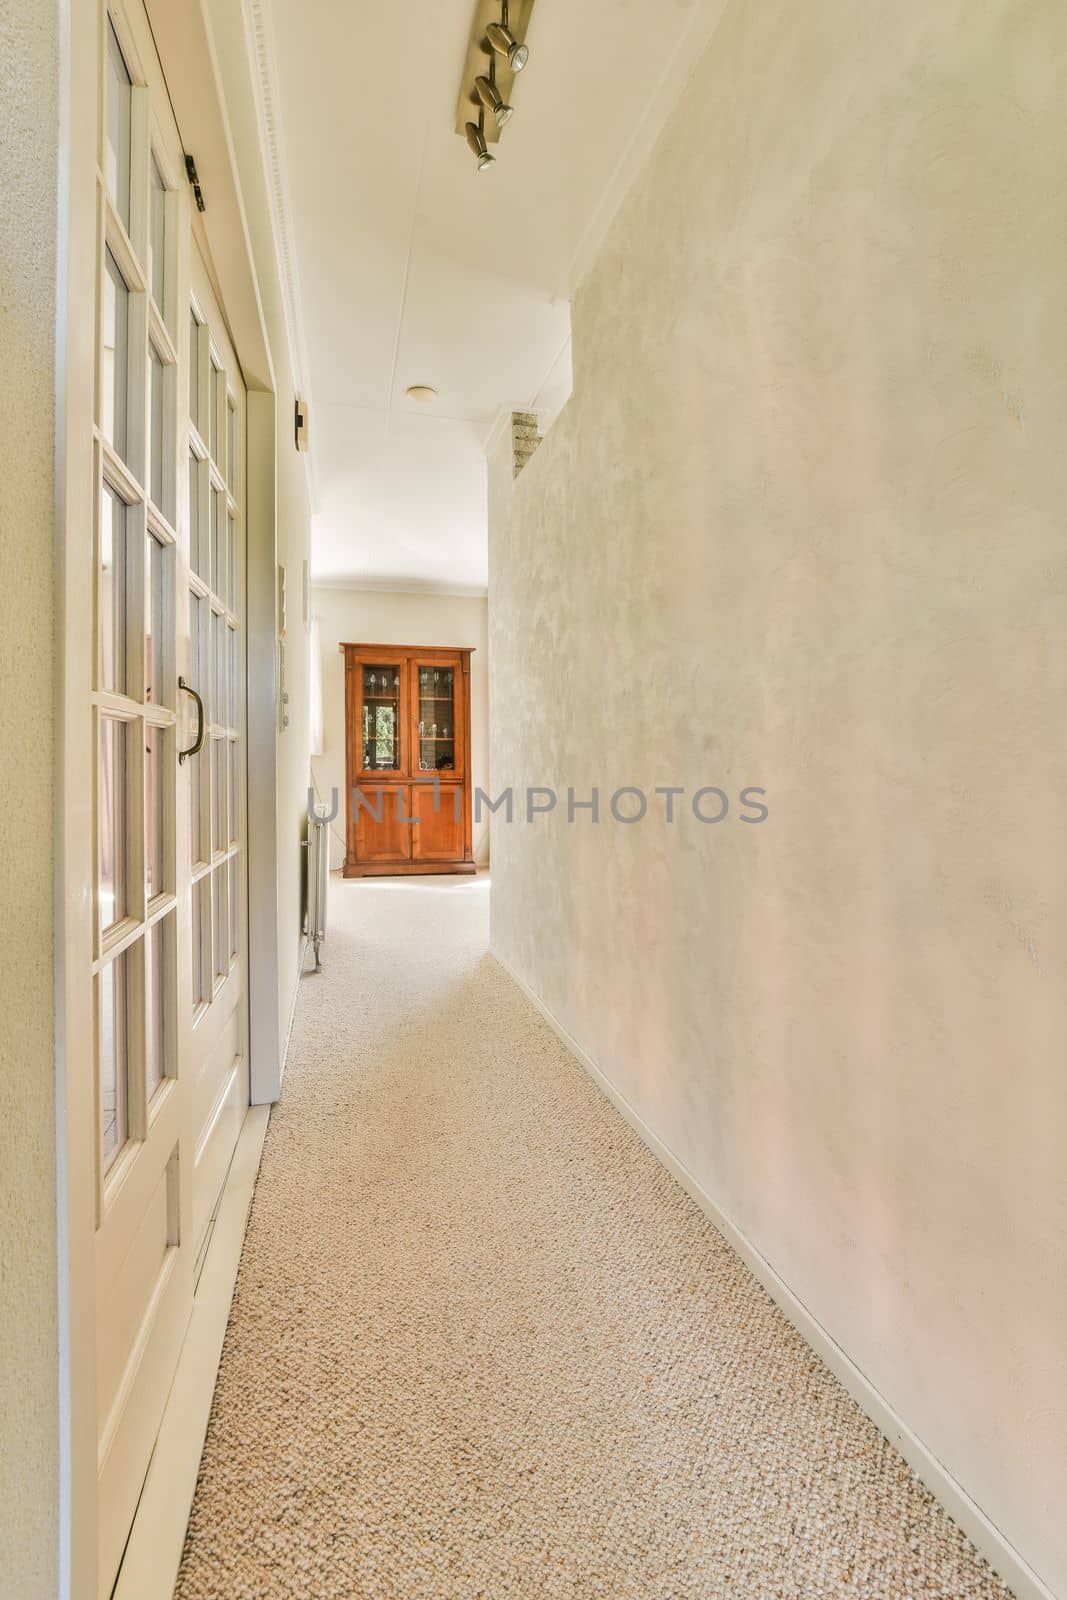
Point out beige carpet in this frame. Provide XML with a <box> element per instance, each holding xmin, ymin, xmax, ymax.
<box><xmin>176</xmin><ymin>876</ymin><xmax>1013</xmax><ymax>1600</ymax></box>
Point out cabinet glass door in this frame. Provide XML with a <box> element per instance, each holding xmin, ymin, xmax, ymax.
<box><xmin>416</xmin><ymin>663</ymin><xmax>456</xmax><ymax>773</ymax></box>
<box><xmin>361</xmin><ymin>663</ymin><xmax>404</xmax><ymax>772</ymax></box>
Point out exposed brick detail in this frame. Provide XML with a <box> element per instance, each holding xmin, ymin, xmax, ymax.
<box><xmin>512</xmin><ymin>411</ymin><xmax>542</xmax><ymax>477</ymax></box>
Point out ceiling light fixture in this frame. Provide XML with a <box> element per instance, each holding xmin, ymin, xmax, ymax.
<box><xmin>456</xmin><ymin>0</ymin><xmax>532</xmax><ymax>171</ymax></box>
<box><xmin>406</xmin><ymin>385</ymin><xmax>438</xmax><ymax>402</ymax></box>
<box><xmin>474</xmin><ymin>74</ymin><xmax>513</xmax><ymax>128</ymax></box>
<box><xmin>465</xmin><ymin>113</ymin><xmax>495</xmax><ymax>172</ymax></box>
<box><xmin>486</xmin><ymin>20</ymin><xmax>528</xmax><ymax>73</ymax></box>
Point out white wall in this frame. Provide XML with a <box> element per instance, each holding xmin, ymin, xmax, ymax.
<box><xmin>272</xmin><ymin>413</ymin><xmax>312</xmax><ymax>1054</ymax></box>
<box><xmin>312</xmin><ymin>587</ymin><xmax>490</xmax><ymax>871</ymax></box>
<box><xmin>0</xmin><ymin>4</ymin><xmax>60</xmax><ymax>1594</ymax></box>
<box><xmin>488</xmin><ymin>2</ymin><xmax>1067</xmax><ymax>1593</ymax></box>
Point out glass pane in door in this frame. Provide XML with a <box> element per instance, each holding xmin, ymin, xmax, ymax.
<box><xmin>98</xmin><ymin>949</ymin><xmax>129</xmax><ymax>1168</ymax></box>
<box><xmin>211</xmin><ymin>487</ymin><xmax>224</xmax><ymax>598</ymax></box>
<box><xmin>212</xmin><ymin>610</ymin><xmax>227</xmax><ymax>729</ymax></box>
<box><xmin>145</xmin><ymin>724</ymin><xmax>164</xmax><ymax>900</ymax></box>
<box><xmin>149</xmin><ymin>344</ymin><xmax>165</xmax><ymax>512</ymax></box>
<box><xmin>228</xmin><ymin>738</ymin><xmax>239</xmax><ymax>844</ymax></box>
<box><xmin>105</xmin><ymin>19</ymin><xmax>132</xmax><ymax>230</ymax></box>
<box><xmin>145</xmin><ymin>531</ymin><xmax>165</xmax><ymax>705</ymax></box>
<box><xmin>149</xmin><ymin>158</ymin><xmax>166</xmax><ymax>309</ymax></box>
<box><xmin>98</xmin><ymin>717</ymin><xmax>128</xmax><ymax>936</ymax></box>
<box><xmin>211</xmin><ymin>736</ymin><xmax>226</xmax><ymax>855</ymax></box>
<box><xmin>226</xmin><ymin>514</ymin><xmax>236</xmax><ymax>610</ymax></box>
<box><xmin>99</xmin><ymin>482</ymin><xmax>128</xmax><ymax>694</ymax></box>
<box><xmin>213</xmin><ymin>862</ymin><xmax>229</xmax><ymax>981</ymax></box>
<box><xmin>101</xmin><ymin>250</ymin><xmax>129</xmax><ymax>459</ymax></box>
<box><xmin>145</xmin><ymin>914</ymin><xmax>169</xmax><ymax>1099</ymax></box>
<box><xmin>189</xmin><ymin>454</ymin><xmax>203</xmax><ymax>576</ymax></box>
<box><xmin>191</xmin><ymin>874</ymin><xmax>208</xmax><ymax>1009</ymax></box>
<box><xmin>228</xmin><ymin>855</ymin><xmax>239</xmax><ymax>959</ymax></box>
<box><xmin>417</xmin><ymin>665</ymin><xmax>455</xmax><ymax>773</ymax></box>
<box><xmin>362</xmin><ymin>665</ymin><xmax>402</xmax><ymax>771</ymax></box>
<box><xmin>209</xmin><ymin>360</ymin><xmax>220</xmax><ymax>457</ymax></box>
<box><xmin>228</xmin><ymin>626</ymin><xmax>238</xmax><ymax>726</ymax></box>
<box><xmin>189</xmin><ymin>313</ymin><xmax>201</xmax><ymax>430</ymax></box>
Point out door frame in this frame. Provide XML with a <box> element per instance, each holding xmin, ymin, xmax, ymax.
<box><xmin>142</xmin><ymin>0</ymin><xmax>287</xmax><ymax>1107</ymax></box>
<box><xmin>54</xmin><ymin>2</ymin><xmax>285</xmax><ymax>1594</ymax></box>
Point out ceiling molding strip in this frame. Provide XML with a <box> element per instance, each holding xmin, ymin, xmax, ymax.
<box><xmin>311</xmin><ymin>577</ymin><xmax>490</xmax><ymax>600</ymax></box>
<box><xmin>565</xmin><ymin>0</ymin><xmax>731</xmax><ymax>299</ymax></box>
<box><xmin>243</xmin><ymin>0</ymin><xmax>319</xmax><ymax>509</ymax></box>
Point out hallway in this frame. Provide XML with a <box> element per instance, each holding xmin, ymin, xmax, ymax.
<box><xmin>176</xmin><ymin>878</ymin><xmax>1010</xmax><ymax>1600</ymax></box>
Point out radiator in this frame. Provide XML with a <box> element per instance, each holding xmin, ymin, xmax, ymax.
<box><xmin>306</xmin><ymin>801</ymin><xmax>332</xmax><ymax>970</ymax></box>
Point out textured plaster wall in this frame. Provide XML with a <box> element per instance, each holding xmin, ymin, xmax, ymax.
<box><xmin>488</xmin><ymin>1</ymin><xmax>1067</xmax><ymax>1590</ymax></box>
<box><xmin>0</xmin><ymin>3</ymin><xmax>60</xmax><ymax>1594</ymax></box>
<box><xmin>312</xmin><ymin>587</ymin><xmax>490</xmax><ymax>872</ymax></box>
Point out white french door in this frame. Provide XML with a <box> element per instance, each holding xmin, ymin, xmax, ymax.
<box><xmin>90</xmin><ymin>4</ymin><xmax>248</xmax><ymax>1592</ymax></box>
<box><xmin>183</xmin><ymin>248</ymin><xmax>249</xmax><ymax>1270</ymax></box>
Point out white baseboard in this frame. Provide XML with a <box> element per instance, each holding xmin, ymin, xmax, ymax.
<box><xmin>112</xmin><ymin>1104</ymin><xmax>270</xmax><ymax>1600</ymax></box>
<box><xmin>493</xmin><ymin>951</ymin><xmax>1058</xmax><ymax>1600</ymax></box>
<box><xmin>279</xmin><ymin>936</ymin><xmax>308</xmax><ymax>1092</ymax></box>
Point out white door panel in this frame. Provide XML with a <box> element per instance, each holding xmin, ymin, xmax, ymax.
<box><xmin>183</xmin><ymin>244</ymin><xmax>249</xmax><ymax>1273</ymax></box>
<box><xmin>89</xmin><ymin>4</ymin><xmax>248</xmax><ymax>1592</ymax></box>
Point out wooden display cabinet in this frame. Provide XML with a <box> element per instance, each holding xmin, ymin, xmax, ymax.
<box><xmin>341</xmin><ymin>643</ymin><xmax>476</xmax><ymax>877</ymax></box>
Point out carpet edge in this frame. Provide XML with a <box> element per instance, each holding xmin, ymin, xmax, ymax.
<box><xmin>490</xmin><ymin>948</ymin><xmax>1057</xmax><ymax>1600</ymax></box>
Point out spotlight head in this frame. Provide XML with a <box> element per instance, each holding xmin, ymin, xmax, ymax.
<box><xmin>486</xmin><ymin>21</ymin><xmax>528</xmax><ymax>72</ymax></box>
<box><xmin>474</xmin><ymin>75</ymin><xmax>514</xmax><ymax>129</ymax></box>
<box><xmin>465</xmin><ymin>121</ymin><xmax>495</xmax><ymax>171</ymax></box>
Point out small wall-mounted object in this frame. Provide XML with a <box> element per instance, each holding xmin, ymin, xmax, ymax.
<box><xmin>184</xmin><ymin>153</ymin><xmax>206</xmax><ymax>212</ymax></box>
<box><xmin>295</xmin><ymin>398</ymin><xmax>310</xmax><ymax>452</ymax></box>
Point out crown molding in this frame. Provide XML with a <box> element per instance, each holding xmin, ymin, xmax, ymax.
<box><xmin>310</xmin><ymin>576</ymin><xmax>489</xmax><ymax>600</ymax></box>
<box><xmin>564</xmin><ymin>0</ymin><xmax>730</xmax><ymax>298</ymax></box>
<box><xmin>242</xmin><ymin>0</ymin><xmax>318</xmax><ymax>510</ymax></box>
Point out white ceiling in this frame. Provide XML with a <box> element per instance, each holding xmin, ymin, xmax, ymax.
<box><xmin>262</xmin><ymin>0</ymin><xmax>717</xmax><ymax>592</ymax></box>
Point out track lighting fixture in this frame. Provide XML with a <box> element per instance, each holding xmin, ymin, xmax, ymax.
<box><xmin>465</xmin><ymin>116</ymin><xmax>495</xmax><ymax>172</ymax></box>
<box><xmin>455</xmin><ymin>0</ymin><xmax>533</xmax><ymax>170</ymax></box>
<box><xmin>474</xmin><ymin>74</ymin><xmax>513</xmax><ymax>128</ymax></box>
<box><xmin>486</xmin><ymin>20</ymin><xmax>528</xmax><ymax>73</ymax></box>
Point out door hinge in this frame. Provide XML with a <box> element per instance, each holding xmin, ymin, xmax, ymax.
<box><xmin>185</xmin><ymin>154</ymin><xmax>206</xmax><ymax>213</ymax></box>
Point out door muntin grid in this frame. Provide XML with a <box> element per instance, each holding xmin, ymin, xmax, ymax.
<box><xmin>187</xmin><ymin>304</ymin><xmax>244</xmax><ymax>1022</ymax></box>
<box><xmin>93</xmin><ymin>10</ymin><xmax>181</xmax><ymax>1181</ymax></box>
<box><xmin>89</xmin><ymin>9</ymin><xmax>241</xmax><ymax>1589</ymax></box>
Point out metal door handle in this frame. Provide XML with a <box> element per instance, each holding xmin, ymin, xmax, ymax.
<box><xmin>178</xmin><ymin>676</ymin><xmax>205</xmax><ymax>764</ymax></box>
